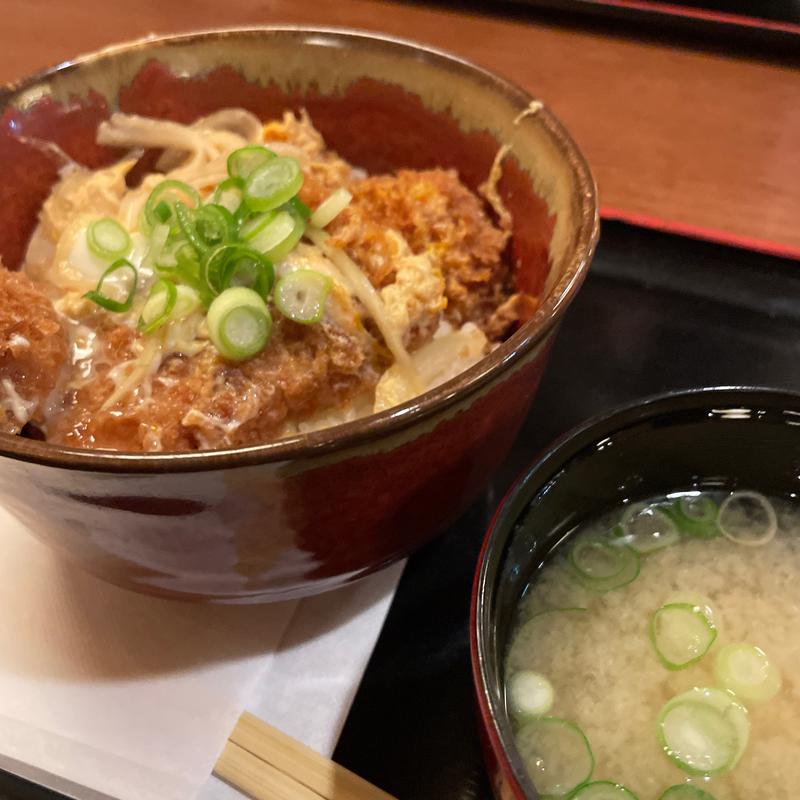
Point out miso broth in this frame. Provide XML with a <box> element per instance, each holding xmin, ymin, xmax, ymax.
<box><xmin>504</xmin><ymin>490</ymin><xmax>800</xmax><ymax>800</ymax></box>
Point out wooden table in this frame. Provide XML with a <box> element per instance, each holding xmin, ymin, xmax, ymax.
<box><xmin>3</xmin><ymin>0</ymin><xmax>799</xmax><ymax>256</ymax></box>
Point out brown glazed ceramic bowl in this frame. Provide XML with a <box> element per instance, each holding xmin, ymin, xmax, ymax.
<box><xmin>0</xmin><ymin>28</ymin><xmax>598</xmax><ymax>602</ymax></box>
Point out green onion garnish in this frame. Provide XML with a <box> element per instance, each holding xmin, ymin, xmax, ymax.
<box><xmin>514</xmin><ymin>717</ymin><xmax>594</xmax><ymax>798</ymax></box>
<box><xmin>227</xmin><ymin>145</ymin><xmax>276</xmax><ymax>180</ymax></box>
<box><xmin>207</xmin><ymin>287</ymin><xmax>272</xmax><ymax>361</ymax></box>
<box><xmin>665</xmin><ymin>495</ymin><xmax>720</xmax><ymax>539</ymax></box>
<box><xmin>143</xmin><ymin>180</ymin><xmax>200</xmax><ymax>234</ymax></box>
<box><xmin>212</xmin><ymin>176</ymin><xmax>247</xmax><ymax>217</ymax></box>
<box><xmin>619</xmin><ymin>503</ymin><xmax>681</xmax><ymax>553</ymax></box>
<box><xmin>176</xmin><ymin>202</ymin><xmax>236</xmax><ymax>255</ymax></box>
<box><xmin>650</xmin><ymin>602</ymin><xmax>717</xmax><ymax>671</ymax></box>
<box><xmin>568</xmin><ymin>537</ymin><xmax>640</xmax><ymax>592</ymax></box>
<box><xmin>568</xmin><ymin>781</ymin><xmax>639</xmax><ymax>799</ymax></box>
<box><xmin>714</xmin><ymin>642</ymin><xmax>781</xmax><ymax>702</ymax></box>
<box><xmin>274</xmin><ymin>269</ymin><xmax>332</xmax><ymax>324</ymax></box>
<box><xmin>287</xmin><ymin>196</ymin><xmax>311</xmax><ymax>220</ymax></box>
<box><xmin>204</xmin><ymin>244</ymin><xmax>274</xmax><ymax>299</ymax></box>
<box><xmin>249</xmin><ymin>209</ymin><xmax>306</xmax><ymax>263</ymax></box>
<box><xmin>86</xmin><ymin>218</ymin><xmax>131</xmax><ymax>260</ymax></box>
<box><xmin>244</xmin><ymin>156</ymin><xmax>303</xmax><ymax>213</ymax></box>
<box><xmin>658</xmin><ymin>786</ymin><xmax>716</xmax><ymax>800</ymax></box>
<box><xmin>83</xmin><ymin>259</ymin><xmax>138</xmax><ymax>313</ymax></box>
<box><xmin>657</xmin><ymin>687</ymin><xmax>749</xmax><ymax>776</ymax></box>
<box><xmin>309</xmin><ymin>187</ymin><xmax>352</xmax><ymax>228</ymax></box>
<box><xmin>507</xmin><ymin>670</ymin><xmax>554</xmax><ymax>718</ymax></box>
<box><xmin>718</xmin><ymin>490</ymin><xmax>777</xmax><ymax>547</ymax></box>
<box><xmin>138</xmin><ymin>278</ymin><xmax>178</xmax><ymax>334</ymax></box>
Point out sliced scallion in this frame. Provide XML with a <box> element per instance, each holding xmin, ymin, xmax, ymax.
<box><xmin>227</xmin><ymin>145</ymin><xmax>275</xmax><ymax>179</ymax></box>
<box><xmin>86</xmin><ymin>218</ymin><xmax>131</xmax><ymax>260</ymax></box>
<box><xmin>244</xmin><ymin>156</ymin><xmax>303</xmax><ymax>213</ymax></box>
<box><xmin>650</xmin><ymin>602</ymin><xmax>717</xmax><ymax>670</ymax></box>
<box><xmin>212</xmin><ymin>176</ymin><xmax>246</xmax><ymax>217</ymax></box>
<box><xmin>619</xmin><ymin>503</ymin><xmax>681</xmax><ymax>553</ymax></box>
<box><xmin>515</xmin><ymin>717</ymin><xmax>594</xmax><ymax>798</ymax></box>
<box><xmin>287</xmin><ymin>196</ymin><xmax>311</xmax><ymax>220</ymax></box>
<box><xmin>246</xmin><ymin>209</ymin><xmax>305</xmax><ymax>263</ymax></box>
<box><xmin>718</xmin><ymin>491</ymin><xmax>777</xmax><ymax>547</ymax></box>
<box><xmin>207</xmin><ymin>287</ymin><xmax>272</xmax><ymax>361</ymax></box>
<box><xmin>507</xmin><ymin>671</ymin><xmax>554</xmax><ymax>719</ymax></box>
<box><xmin>568</xmin><ymin>781</ymin><xmax>639</xmax><ymax>799</ymax></box>
<box><xmin>714</xmin><ymin>642</ymin><xmax>781</xmax><ymax>702</ymax></box>
<box><xmin>204</xmin><ymin>244</ymin><xmax>274</xmax><ymax>299</ymax></box>
<box><xmin>138</xmin><ymin>278</ymin><xmax>177</xmax><ymax>334</ymax></box>
<box><xmin>83</xmin><ymin>259</ymin><xmax>138</xmax><ymax>313</ymax></box>
<box><xmin>658</xmin><ymin>786</ymin><xmax>716</xmax><ymax>800</ymax></box>
<box><xmin>568</xmin><ymin>538</ymin><xmax>640</xmax><ymax>592</ymax></box>
<box><xmin>657</xmin><ymin>687</ymin><xmax>749</xmax><ymax>776</ymax></box>
<box><xmin>665</xmin><ymin>495</ymin><xmax>720</xmax><ymax>539</ymax></box>
<box><xmin>143</xmin><ymin>180</ymin><xmax>200</xmax><ymax>234</ymax></box>
<box><xmin>274</xmin><ymin>269</ymin><xmax>332</xmax><ymax>324</ymax></box>
<box><xmin>309</xmin><ymin>187</ymin><xmax>353</xmax><ymax>228</ymax></box>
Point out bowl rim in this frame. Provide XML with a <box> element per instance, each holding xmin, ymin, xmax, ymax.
<box><xmin>0</xmin><ymin>26</ymin><xmax>598</xmax><ymax>473</ymax></box>
<box><xmin>469</xmin><ymin>384</ymin><xmax>800</xmax><ymax>799</ymax></box>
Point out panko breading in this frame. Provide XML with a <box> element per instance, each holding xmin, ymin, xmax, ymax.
<box><xmin>0</xmin><ymin>267</ymin><xmax>68</xmax><ymax>432</ymax></box>
<box><xmin>328</xmin><ymin>168</ymin><xmax>535</xmax><ymax>337</ymax></box>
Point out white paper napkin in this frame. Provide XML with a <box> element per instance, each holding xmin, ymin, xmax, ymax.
<box><xmin>0</xmin><ymin>503</ymin><xmax>403</xmax><ymax>800</ymax></box>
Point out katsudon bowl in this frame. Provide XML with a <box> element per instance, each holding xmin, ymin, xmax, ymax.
<box><xmin>0</xmin><ymin>28</ymin><xmax>597</xmax><ymax>602</ymax></box>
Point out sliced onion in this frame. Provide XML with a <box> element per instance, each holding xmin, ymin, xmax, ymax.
<box><xmin>718</xmin><ymin>491</ymin><xmax>777</xmax><ymax>546</ymax></box>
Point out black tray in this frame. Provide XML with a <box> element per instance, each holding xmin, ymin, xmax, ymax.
<box><xmin>333</xmin><ymin>220</ymin><xmax>800</xmax><ymax>799</ymax></box>
<box><xmin>2</xmin><ymin>220</ymin><xmax>800</xmax><ymax>799</ymax></box>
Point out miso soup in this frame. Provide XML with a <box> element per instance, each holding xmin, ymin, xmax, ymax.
<box><xmin>504</xmin><ymin>490</ymin><xmax>799</xmax><ymax>800</ymax></box>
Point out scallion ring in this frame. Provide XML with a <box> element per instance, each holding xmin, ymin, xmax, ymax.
<box><xmin>274</xmin><ymin>269</ymin><xmax>332</xmax><ymax>324</ymax></box>
<box><xmin>207</xmin><ymin>287</ymin><xmax>272</xmax><ymax>361</ymax></box>
<box><xmin>244</xmin><ymin>156</ymin><xmax>303</xmax><ymax>213</ymax></box>
<box><xmin>714</xmin><ymin>642</ymin><xmax>781</xmax><ymax>702</ymax></box>
<box><xmin>83</xmin><ymin>259</ymin><xmax>138</xmax><ymax>313</ymax></box>
<box><xmin>143</xmin><ymin>180</ymin><xmax>200</xmax><ymax>234</ymax></box>
<box><xmin>309</xmin><ymin>187</ymin><xmax>353</xmax><ymax>228</ymax></box>
<box><xmin>204</xmin><ymin>244</ymin><xmax>274</xmax><ymax>298</ymax></box>
<box><xmin>287</xmin><ymin>196</ymin><xmax>311</xmax><ymax>220</ymax></box>
<box><xmin>568</xmin><ymin>781</ymin><xmax>639</xmax><ymax>799</ymax></box>
<box><xmin>718</xmin><ymin>490</ymin><xmax>777</xmax><ymax>546</ymax></box>
<box><xmin>86</xmin><ymin>217</ymin><xmax>131</xmax><ymax>260</ymax></box>
<box><xmin>249</xmin><ymin>209</ymin><xmax>306</xmax><ymax>263</ymax></box>
<box><xmin>212</xmin><ymin>176</ymin><xmax>246</xmax><ymax>217</ymax></box>
<box><xmin>658</xmin><ymin>786</ymin><xmax>716</xmax><ymax>800</ymax></box>
<box><xmin>227</xmin><ymin>145</ymin><xmax>276</xmax><ymax>180</ymax></box>
<box><xmin>138</xmin><ymin>279</ymin><xmax>177</xmax><ymax>334</ymax></box>
<box><xmin>650</xmin><ymin>602</ymin><xmax>717</xmax><ymax>670</ymax></box>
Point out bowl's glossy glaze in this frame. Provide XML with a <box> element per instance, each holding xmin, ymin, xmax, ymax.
<box><xmin>471</xmin><ymin>387</ymin><xmax>800</xmax><ymax>799</ymax></box>
<box><xmin>0</xmin><ymin>28</ymin><xmax>597</xmax><ymax>601</ymax></box>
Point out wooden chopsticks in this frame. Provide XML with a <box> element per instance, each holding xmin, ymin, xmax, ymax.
<box><xmin>214</xmin><ymin>712</ymin><xmax>398</xmax><ymax>800</ymax></box>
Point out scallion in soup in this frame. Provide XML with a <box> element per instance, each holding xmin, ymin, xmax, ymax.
<box><xmin>505</xmin><ymin>489</ymin><xmax>797</xmax><ymax>799</ymax></box>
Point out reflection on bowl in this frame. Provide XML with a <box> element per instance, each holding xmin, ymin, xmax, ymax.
<box><xmin>471</xmin><ymin>387</ymin><xmax>800</xmax><ymax>798</ymax></box>
<box><xmin>0</xmin><ymin>28</ymin><xmax>597</xmax><ymax>602</ymax></box>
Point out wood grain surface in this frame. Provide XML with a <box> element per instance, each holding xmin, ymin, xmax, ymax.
<box><xmin>2</xmin><ymin>0</ymin><xmax>799</xmax><ymax>255</ymax></box>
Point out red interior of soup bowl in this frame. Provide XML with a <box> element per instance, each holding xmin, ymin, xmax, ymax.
<box><xmin>0</xmin><ymin>29</ymin><xmax>597</xmax><ymax>601</ymax></box>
